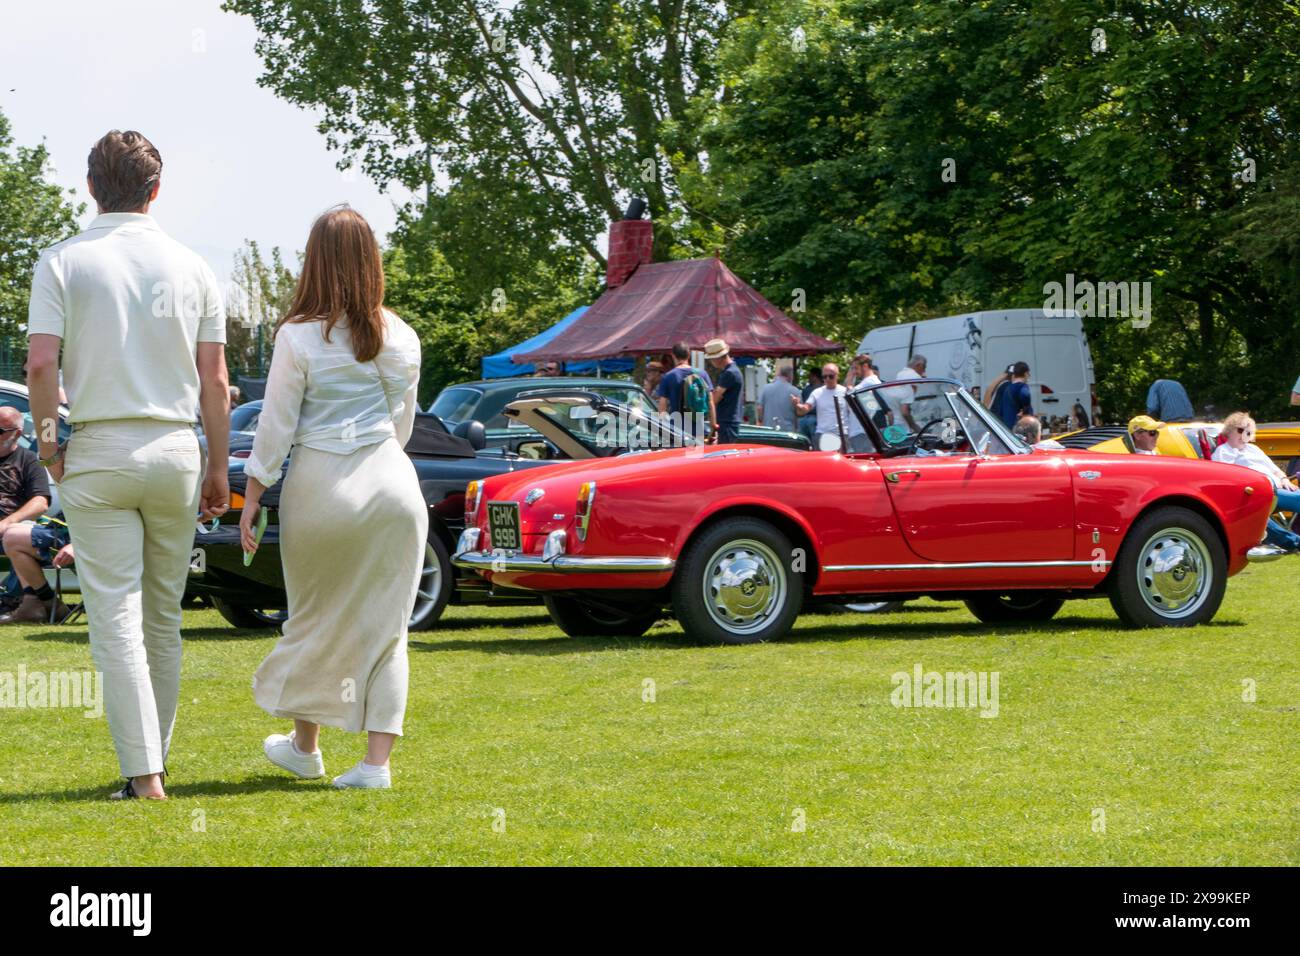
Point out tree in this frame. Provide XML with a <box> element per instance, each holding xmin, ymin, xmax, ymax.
<box><xmin>224</xmin><ymin>0</ymin><xmax>746</xmax><ymax>301</ymax></box>
<box><xmin>0</xmin><ymin>109</ymin><xmax>83</xmax><ymax>342</ymax></box>
<box><xmin>693</xmin><ymin>0</ymin><xmax>1300</xmax><ymax>418</ymax></box>
<box><xmin>225</xmin><ymin>240</ymin><xmax>299</xmax><ymax>379</ymax></box>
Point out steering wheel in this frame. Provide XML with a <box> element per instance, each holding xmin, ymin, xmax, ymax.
<box><xmin>914</xmin><ymin>417</ymin><xmax>965</xmax><ymax>452</ymax></box>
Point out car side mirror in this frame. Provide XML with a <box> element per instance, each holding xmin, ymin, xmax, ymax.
<box><xmin>454</xmin><ymin>419</ymin><xmax>487</xmax><ymax>450</ymax></box>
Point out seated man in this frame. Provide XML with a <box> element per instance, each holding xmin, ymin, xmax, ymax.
<box><xmin>0</xmin><ymin>406</ymin><xmax>70</xmax><ymax>623</ymax></box>
<box><xmin>1013</xmin><ymin>415</ymin><xmax>1065</xmax><ymax>450</ymax></box>
<box><xmin>1128</xmin><ymin>415</ymin><xmax>1162</xmax><ymax>454</ymax></box>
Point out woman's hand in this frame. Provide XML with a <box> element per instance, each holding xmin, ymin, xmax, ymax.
<box><xmin>239</xmin><ymin>498</ymin><xmax>263</xmax><ymax>554</ymax></box>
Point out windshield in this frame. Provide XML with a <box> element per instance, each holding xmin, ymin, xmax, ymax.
<box><xmin>849</xmin><ymin>378</ymin><xmax>1023</xmax><ymax>456</ymax></box>
<box><xmin>428</xmin><ymin>387</ymin><xmax>482</xmax><ymax>423</ymax></box>
<box><xmin>530</xmin><ymin>396</ymin><xmax>701</xmax><ymax>456</ymax></box>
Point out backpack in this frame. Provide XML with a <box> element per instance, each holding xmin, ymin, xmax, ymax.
<box><xmin>681</xmin><ymin>370</ymin><xmax>711</xmax><ymax>416</ymax></box>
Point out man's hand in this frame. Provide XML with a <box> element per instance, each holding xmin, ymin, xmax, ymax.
<box><xmin>52</xmin><ymin>543</ymin><xmax>74</xmax><ymax>568</ymax></box>
<box><xmin>200</xmin><ymin>471</ymin><xmax>230</xmax><ymax>521</ymax></box>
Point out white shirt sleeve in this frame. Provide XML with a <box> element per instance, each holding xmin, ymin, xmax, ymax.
<box><xmin>244</xmin><ymin>328</ymin><xmax>307</xmax><ymax>489</ymax></box>
<box><xmin>196</xmin><ymin>260</ymin><xmax>227</xmax><ymax>344</ymax></box>
<box><xmin>376</xmin><ymin>319</ymin><xmax>422</xmax><ymax>448</ymax></box>
<box><xmin>27</xmin><ymin>251</ymin><xmax>66</xmax><ymax>339</ymax></box>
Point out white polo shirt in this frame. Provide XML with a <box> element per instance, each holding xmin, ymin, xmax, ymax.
<box><xmin>27</xmin><ymin>212</ymin><xmax>226</xmax><ymax>424</ymax></box>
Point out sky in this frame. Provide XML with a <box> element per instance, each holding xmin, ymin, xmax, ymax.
<box><xmin>1</xmin><ymin>0</ymin><xmax>410</xmax><ymax>282</ymax></box>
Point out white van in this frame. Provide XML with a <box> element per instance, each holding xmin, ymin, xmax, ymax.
<box><xmin>856</xmin><ymin>309</ymin><xmax>1097</xmax><ymax>432</ymax></box>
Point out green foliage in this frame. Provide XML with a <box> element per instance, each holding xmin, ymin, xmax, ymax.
<box><xmin>692</xmin><ymin>0</ymin><xmax>1300</xmax><ymax>419</ymax></box>
<box><xmin>0</xmin><ymin>110</ymin><xmax>83</xmax><ymax>340</ymax></box>
<box><xmin>225</xmin><ymin>240</ymin><xmax>299</xmax><ymax>379</ymax></box>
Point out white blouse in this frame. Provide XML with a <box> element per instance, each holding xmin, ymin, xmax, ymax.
<box><xmin>1212</xmin><ymin>441</ymin><xmax>1289</xmax><ymax>490</ymax></box>
<box><xmin>243</xmin><ymin>309</ymin><xmax>421</xmax><ymax>489</ymax></box>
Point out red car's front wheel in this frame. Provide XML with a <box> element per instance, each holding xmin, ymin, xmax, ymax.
<box><xmin>672</xmin><ymin>517</ymin><xmax>805</xmax><ymax>644</ymax></box>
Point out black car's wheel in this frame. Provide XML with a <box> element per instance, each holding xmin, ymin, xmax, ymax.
<box><xmin>1108</xmin><ymin>506</ymin><xmax>1226</xmax><ymax>628</ymax></box>
<box><xmin>671</xmin><ymin>517</ymin><xmax>804</xmax><ymax>644</ymax></box>
<box><xmin>211</xmin><ymin>532</ymin><xmax>453</xmax><ymax>632</ymax></box>
<box><xmin>964</xmin><ymin>593</ymin><xmax>1065</xmax><ymax>623</ymax></box>
<box><xmin>410</xmin><ymin>533</ymin><xmax>453</xmax><ymax>631</ymax></box>
<box><xmin>543</xmin><ymin>595</ymin><xmax>661</xmax><ymax>637</ymax></box>
<box><xmin>210</xmin><ymin>598</ymin><xmax>288</xmax><ymax>630</ymax></box>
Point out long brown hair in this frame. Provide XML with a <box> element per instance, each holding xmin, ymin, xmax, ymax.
<box><xmin>277</xmin><ymin>205</ymin><xmax>386</xmax><ymax>362</ymax></box>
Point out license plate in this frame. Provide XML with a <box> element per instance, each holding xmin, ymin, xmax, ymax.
<box><xmin>487</xmin><ymin>501</ymin><xmax>522</xmax><ymax>550</ymax></box>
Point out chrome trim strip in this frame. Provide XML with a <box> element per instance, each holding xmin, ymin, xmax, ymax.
<box><xmin>824</xmin><ymin>559</ymin><xmax>1111</xmax><ymax>572</ymax></box>
<box><xmin>453</xmin><ymin>550</ymin><xmax>675</xmax><ymax>574</ymax></box>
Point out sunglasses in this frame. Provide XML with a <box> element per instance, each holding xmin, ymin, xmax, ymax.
<box><xmin>0</xmin><ymin>426</ymin><xmax>20</xmax><ymax>436</ymax></box>
<box><xmin>1235</xmin><ymin>426</ymin><xmax>1253</xmax><ymax>435</ymax></box>
<box><xmin>1140</xmin><ymin>429</ymin><xmax>1159</xmax><ymax>437</ymax></box>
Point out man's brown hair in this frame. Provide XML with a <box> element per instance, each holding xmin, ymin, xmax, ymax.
<box><xmin>277</xmin><ymin>205</ymin><xmax>387</xmax><ymax>363</ymax></box>
<box><xmin>87</xmin><ymin>130</ymin><xmax>163</xmax><ymax>212</ymax></box>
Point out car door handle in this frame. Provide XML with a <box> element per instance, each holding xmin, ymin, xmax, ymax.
<box><xmin>885</xmin><ymin>470</ymin><xmax>921</xmax><ymax>482</ymax></box>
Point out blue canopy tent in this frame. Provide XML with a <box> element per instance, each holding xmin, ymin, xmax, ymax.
<box><xmin>481</xmin><ymin>307</ymin><xmax>635</xmax><ymax>378</ymax></box>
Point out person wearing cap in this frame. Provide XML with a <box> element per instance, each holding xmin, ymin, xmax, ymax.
<box><xmin>1128</xmin><ymin>415</ymin><xmax>1162</xmax><ymax>454</ymax></box>
<box><xmin>705</xmin><ymin>338</ymin><xmax>744</xmax><ymax>445</ymax></box>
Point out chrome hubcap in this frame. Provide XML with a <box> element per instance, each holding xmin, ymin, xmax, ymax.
<box><xmin>703</xmin><ymin>538</ymin><xmax>786</xmax><ymax>635</ymax></box>
<box><xmin>1137</xmin><ymin>528</ymin><xmax>1210</xmax><ymax>618</ymax></box>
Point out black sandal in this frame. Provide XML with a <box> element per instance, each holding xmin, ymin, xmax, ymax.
<box><xmin>108</xmin><ymin>779</ymin><xmax>139</xmax><ymax>800</ymax></box>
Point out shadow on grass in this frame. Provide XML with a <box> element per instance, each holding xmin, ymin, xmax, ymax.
<box><xmin>0</xmin><ymin>773</ymin><xmax>318</xmax><ymax>804</ymax></box>
<box><xmin>22</xmin><ymin>626</ymin><xmax>278</xmax><ymax>645</ymax></box>
<box><xmin>411</xmin><ymin>611</ymin><xmax>1248</xmax><ymax>655</ymax></box>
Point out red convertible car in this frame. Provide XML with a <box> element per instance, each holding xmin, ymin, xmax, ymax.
<box><xmin>453</xmin><ymin>378</ymin><xmax>1276</xmax><ymax>644</ymax></box>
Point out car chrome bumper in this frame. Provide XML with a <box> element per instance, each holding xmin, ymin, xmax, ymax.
<box><xmin>452</xmin><ymin>528</ymin><xmax>674</xmax><ymax>574</ymax></box>
<box><xmin>1247</xmin><ymin>544</ymin><xmax>1288</xmax><ymax>563</ymax></box>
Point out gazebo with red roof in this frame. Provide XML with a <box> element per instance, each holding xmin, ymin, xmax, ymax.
<box><xmin>516</xmin><ymin>213</ymin><xmax>839</xmax><ymax>364</ymax></box>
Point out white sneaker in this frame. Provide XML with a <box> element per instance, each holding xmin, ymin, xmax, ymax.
<box><xmin>263</xmin><ymin>731</ymin><xmax>325</xmax><ymax>779</ymax></box>
<box><xmin>332</xmin><ymin>760</ymin><xmax>391</xmax><ymax>790</ymax></box>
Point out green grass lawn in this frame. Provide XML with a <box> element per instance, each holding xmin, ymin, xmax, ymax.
<box><xmin>2</xmin><ymin>560</ymin><xmax>1297</xmax><ymax>866</ymax></box>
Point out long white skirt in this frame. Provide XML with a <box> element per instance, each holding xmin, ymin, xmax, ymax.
<box><xmin>252</xmin><ymin>436</ymin><xmax>427</xmax><ymax>735</ymax></box>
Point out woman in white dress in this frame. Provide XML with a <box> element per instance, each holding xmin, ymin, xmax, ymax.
<box><xmin>240</xmin><ymin>206</ymin><xmax>426</xmax><ymax>790</ymax></box>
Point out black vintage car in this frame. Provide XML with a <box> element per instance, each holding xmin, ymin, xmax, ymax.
<box><xmin>189</xmin><ymin>387</ymin><xmax>792</xmax><ymax>629</ymax></box>
<box><xmin>186</xmin><ymin>411</ymin><xmax>552</xmax><ymax>629</ymax></box>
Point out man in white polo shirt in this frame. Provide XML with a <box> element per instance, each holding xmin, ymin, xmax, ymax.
<box><xmin>26</xmin><ymin>130</ymin><xmax>230</xmax><ymax>801</ymax></box>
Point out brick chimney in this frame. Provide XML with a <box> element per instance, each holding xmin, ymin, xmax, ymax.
<box><xmin>605</xmin><ymin>200</ymin><xmax>653</xmax><ymax>289</ymax></box>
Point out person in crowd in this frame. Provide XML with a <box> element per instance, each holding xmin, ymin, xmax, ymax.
<box><xmin>241</xmin><ymin>206</ymin><xmax>425</xmax><ymax>791</ymax></box>
<box><xmin>656</xmin><ymin>342</ymin><xmax>716</xmax><ymax>442</ymax></box>
<box><xmin>533</xmin><ymin>361</ymin><xmax>562</xmax><ymax>378</ymax></box>
<box><xmin>793</xmin><ymin>363</ymin><xmax>851</xmax><ymax>450</ymax></box>
<box><xmin>1212</xmin><ymin>411</ymin><xmax>1300</xmax><ymax>552</ymax></box>
<box><xmin>1146</xmin><ymin>378</ymin><xmax>1195</xmax><ymax>422</ymax></box>
<box><xmin>888</xmin><ymin>354</ymin><xmax>930</xmax><ymax>431</ymax></box>
<box><xmin>1013</xmin><ymin>415</ymin><xmax>1065</xmax><ymax>451</ymax></box>
<box><xmin>844</xmin><ymin>353</ymin><xmax>873</xmax><ymax>388</ymax></box>
<box><xmin>26</xmin><ymin>129</ymin><xmax>231</xmax><ymax>801</ymax></box>
<box><xmin>705</xmin><ymin>338</ymin><xmax>744</xmax><ymax>445</ymax></box>
<box><xmin>757</xmin><ymin>366</ymin><xmax>801</xmax><ymax>433</ymax></box>
<box><xmin>1128</xmin><ymin>415</ymin><xmax>1162</xmax><ymax>454</ymax></box>
<box><xmin>228</xmin><ymin>385</ymin><xmax>242</xmax><ymax>407</ymax></box>
<box><xmin>798</xmin><ymin>367</ymin><xmax>823</xmax><ymax>441</ymax></box>
<box><xmin>0</xmin><ymin>406</ymin><xmax>69</xmax><ymax>623</ymax></box>
<box><xmin>642</xmin><ymin>360</ymin><xmax>665</xmax><ymax>400</ymax></box>
<box><xmin>1070</xmin><ymin>401</ymin><xmax>1090</xmax><ymax>431</ymax></box>
<box><xmin>984</xmin><ymin>361</ymin><xmax>1033</xmax><ymax>428</ymax></box>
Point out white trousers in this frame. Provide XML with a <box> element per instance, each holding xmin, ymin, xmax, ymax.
<box><xmin>59</xmin><ymin>418</ymin><xmax>202</xmax><ymax>778</ymax></box>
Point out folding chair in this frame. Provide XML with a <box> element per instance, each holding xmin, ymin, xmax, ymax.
<box><xmin>49</xmin><ymin>562</ymin><xmax>84</xmax><ymax>625</ymax></box>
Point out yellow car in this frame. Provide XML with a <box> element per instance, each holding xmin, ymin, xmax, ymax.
<box><xmin>1057</xmin><ymin>421</ymin><xmax>1300</xmax><ymax>473</ymax></box>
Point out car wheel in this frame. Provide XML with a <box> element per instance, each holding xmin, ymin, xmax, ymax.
<box><xmin>1107</xmin><ymin>506</ymin><xmax>1225</xmax><ymax>628</ymax></box>
<box><xmin>210</xmin><ymin>598</ymin><xmax>287</xmax><ymax>630</ymax></box>
<box><xmin>964</xmin><ymin>593</ymin><xmax>1065</xmax><ymax>623</ymax></box>
<box><xmin>543</xmin><ymin>595</ymin><xmax>661</xmax><ymax>637</ymax></box>
<box><xmin>671</xmin><ymin>517</ymin><xmax>804</xmax><ymax>644</ymax></box>
<box><xmin>839</xmin><ymin>600</ymin><xmax>904</xmax><ymax>614</ymax></box>
<box><xmin>410</xmin><ymin>533</ymin><xmax>453</xmax><ymax>631</ymax></box>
